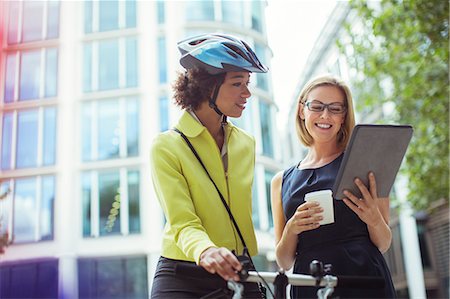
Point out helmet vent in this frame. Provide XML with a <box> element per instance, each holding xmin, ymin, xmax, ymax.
<box><xmin>223</xmin><ymin>44</ymin><xmax>247</xmax><ymax>60</ymax></box>
<box><xmin>189</xmin><ymin>38</ymin><xmax>206</xmax><ymax>46</ymax></box>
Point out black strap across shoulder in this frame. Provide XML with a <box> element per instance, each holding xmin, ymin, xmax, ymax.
<box><xmin>172</xmin><ymin>127</ymin><xmax>248</xmax><ymax>250</ymax></box>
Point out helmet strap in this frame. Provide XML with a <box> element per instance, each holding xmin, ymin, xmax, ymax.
<box><xmin>209</xmin><ymin>83</ymin><xmax>223</xmax><ymax>116</ymax></box>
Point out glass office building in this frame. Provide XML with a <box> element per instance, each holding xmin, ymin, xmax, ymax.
<box><xmin>0</xmin><ymin>1</ymin><xmax>280</xmax><ymax>297</ymax></box>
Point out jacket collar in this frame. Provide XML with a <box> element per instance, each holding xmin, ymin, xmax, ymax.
<box><xmin>176</xmin><ymin>110</ymin><xmax>235</xmax><ymax>138</ymax></box>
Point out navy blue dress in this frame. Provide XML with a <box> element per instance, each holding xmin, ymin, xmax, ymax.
<box><xmin>281</xmin><ymin>154</ymin><xmax>396</xmax><ymax>298</ymax></box>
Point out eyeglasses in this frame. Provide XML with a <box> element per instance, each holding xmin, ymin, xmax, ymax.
<box><xmin>303</xmin><ymin>100</ymin><xmax>347</xmax><ymax>114</ymax></box>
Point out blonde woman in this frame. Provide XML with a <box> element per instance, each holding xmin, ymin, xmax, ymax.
<box><xmin>271</xmin><ymin>74</ymin><xmax>396</xmax><ymax>298</ymax></box>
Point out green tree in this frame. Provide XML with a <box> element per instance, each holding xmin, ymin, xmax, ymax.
<box><xmin>340</xmin><ymin>0</ymin><xmax>449</xmax><ymax>210</ymax></box>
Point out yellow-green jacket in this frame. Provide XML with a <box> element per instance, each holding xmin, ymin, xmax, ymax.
<box><xmin>150</xmin><ymin>111</ymin><xmax>257</xmax><ymax>264</ymax></box>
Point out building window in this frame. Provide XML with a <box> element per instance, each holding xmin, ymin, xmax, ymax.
<box><xmin>185</xmin><ymin>0</ymin><xmax>214</xmax><ymax>21</ymax></box>
<box><xmin>7</xmin><ymin>1</ymin><xmax>60</xmax><ymax>45</ymax></box>
<box><xmin>78</xmin><ymin>255</ymin><xmax>148</xmax><ymax>298</ymax></box>
<box><xmin>159</xmin><ymin>96</ymin><xmax>169</xmax><ymax>132</ymax></box>
<box><xmin>255</xmin><ymin>44</ymin><xmax>268</xmax><ymax>91</ymax></box>
<box><xmin>83</xmin><ymin>37</ymin><xmax>138</xmax><ymax>93</ymax></box>
<box><xmin>1</xmin><ymin>107</ymin><xmax>57</xmax><ymax>170</ymax></box>
<box><xmin>221</xmin><ymin>0</ymin><xmax>244</xmax><ymax>26</ymax></box>
<box><xmin>259</xmin><ymin>101</ymin><xmax>274</xmax><ymax>158</ymax></box>
<box><xmin>251</xmin><ymin>0</ymin><xmax>264</xmax><ymax>32</ymax></box>
<box><xmin>264</xmin><ymin>170</ymin><xmax>275</xmax><ymax>229</ymax></box>
<box><xmin>4</xmin><ymin>48</ymin><xmax>58</xmax><ymax>103</ymax></box>
<box><xmin>0</xmin><ymin>259</ymin><xmax>58</xmax><ymax>298</ymax></box>
<box><xmin>157</xmin><ymin>0</ymin><xmax>165</xmax><ymax>24</ymax></box>
<box><xmin>252</xmin><ymin>180</ymin><xmax>260</xmax><ymax>229</ymax></box>
<box><xmin>84</xmin><ymin>0</ymin><xmax>136</xmax><ymax>34</ymax></box>
<box><xmin>0</xmin><ymin>176</ymin><xmax>55</xmax><ymax>244</ymax></box>
<box><xmin>82</xmin><ymin>169</ymin><xmax>140</xmax><ymax>237</ymax></box>
<box><xmin>81</xmin><ymin>98</ymin><xmax>139</xmax><ymax>162</ymax></box>
<box><xmin>417</xmin><ymin>221</ymin><xmax>432</xmax><ymax>269</ymax></box>
<box><xmin>158</xmin><ymin>37</ymin><xmax>167</xmax><ymax>84</ymax></box>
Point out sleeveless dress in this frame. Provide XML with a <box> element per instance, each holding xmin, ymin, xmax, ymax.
<box><xmin>281</xmin><ymin>154</ymin><xmax>396</xmax><ymax>299</ymax></box>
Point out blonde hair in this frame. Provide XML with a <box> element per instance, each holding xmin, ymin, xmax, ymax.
<box><xmin>295</xmin><ymin>74</ymin><xmax>355</xmax><ymax>148</ymax></box>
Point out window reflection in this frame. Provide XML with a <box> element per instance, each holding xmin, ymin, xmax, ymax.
<box><xmin>84</xmin><ymin>0</ymin><xmax>136</xmax><ymax>33</ymax></box>
<box><xmin>40</xmin><ymin>176</ymin><xmax>55</xmax><ymax>240</ymax></box>
<box><xmin>0</xmin><ymin>181</ymin><xmax>12</xmax><ymax>235</ymax></box>
<box><xmin>99</xmin><ymin>171</ymin><xmax>120</xmax><ymax>236</ymax></box>
<box><xmin>45</xmin><ymin>49</ymin><xmax>58</xmax><ymax>97</ymax></box>
<box><xmin>259</xmin><ymin>101</ymin><xmax>274</xmax><ymax>158</ymax></box>
<box><xmin>4</xmin><ymin>54</ymin><xmax>16</xmax><ymax>103</ymax></box>
<box><xmin>185</xmin><ymin>1</ymin><xmax>214</xmax><ymax>21</ymax></box>
<box><xmin>255</xmin><ymin>44</ymin><xmax>268</xmax><ymax>91</ymax></box>
<box><xmin>82</xmin><ymin>169</ymin><xmax>141</xmax><ymax>237</ymax></box>
<box><xmin>43</xmin><ymin>107</ymin><xmax>57</xmax><ymax>166</ymax></box>
<box><xmin>159</xmin><ymin>96</ymin><xmax>169</xmax><ymax>132</ymax></box>
<box><xmin>157</xmin><ymin>0</ymin><xmax>165</xmax><ymax>24</ymax></box>
<box><xmin>126</xmin><ymin>0</ymin><xmax>137</xmax><ymax>28</ymax></box>
<box><xmin>20</xmin><ymin>51</ymin><xmax>41</xmax><ymax>100</ymax></box>
<box><xmin>98</xmin><ymin>100</ymin><xmax>120</xmax><ymax>160</ymax></box>
<box><xmin>4</xmin><ymin>48</ymin><xmax>58</xmax><ymax>103</ymax></box>
<box><xmin>82</xmin><ymin>98</ymin><xmax>139</xmax><ymax>161</ymax></box>
<box><xmin>252</xmin><ymin>180</ymin><xmax>260</xmax><ymax>229</ymax></box>
<box><xmin>128</xmin><ymin>171</ymin><xmax>140</xmax><ymax>233</ymax></box>
<box><xmin>47</xmin><ymin>1</ymin><xmax>60</xmax><ymax>39</ymax></box>
<box><xmin>127</xmin><ymin>99</ymin><xmax>139</xmax><ymax>156</ymax></box>
<box><xmin>99</xmin><ymin>0</ymin><xmax>119</xmax><ymax>32</ymax></box>
<box><xmin>84</xmin><ymin>38</ymin><xmax>138</xmax><ymax>92</ymax></box>
<box><xmin>251</xmin><ymin>0</ymin><xmax>263</xmax><ymax>32</ymax></box>
<box><xmin>222</xmin><ymin>0</ymin><xmax>244</xmax><ymax>26</ymax></box>
<box><xmin>22</xmin><ymin>1</ymin><xmax>44</xmax><ymax>43</ymax></box>
<box><xmin>14</xmin><ymin>178</ymin><xmax>37</xmax><ymax>243</ymax></box>
<box><xmin>1</xmin><ymin>108</ymin><xmax>56</xmax><ymax>170</ymax></box>
<box><xmin>264</xmin><ymin>170</ymin><xmax>275</xmax><ymax>229</ymax></box>
<box><xmin>7</xmin><ymin>1</ymin><xmax>20</xmax><ymax>44</ymax></box>
<box><xmin>158</xmin><ymin>37</ymin><xmax>167</xmax><ymax>84</ymax></box>
<box><xmin>83</xmin><ymin>44</ymin><xmax>93</xmax><ymax>92</ymax></box>
<box><xmin>8</xmin><ymin>0</ymin><xmax>59</xmax><ymax>44</ymax></box>
<box><xmin>126</xmin><ymin>37</ymin><xmax>138</xmax><ymax>87</ymax></box>
<box><xmin>82</xmin><ymin>173</ymin><xmax>92</xmax><ymax>236</ymax></box>
<box><xmin>16</xmin><ymin>110</ymin><xmax>38</xmax><ymax>168</ymax></box>
<box><xmin>1</xmin><ymin>113</ymin><xmax>13</xmax><ymax>170</ymax></box>
<box><xmin>99</xmin><ymin>40</ymin><xmax>119</xmax><ymax>91</ymax></box>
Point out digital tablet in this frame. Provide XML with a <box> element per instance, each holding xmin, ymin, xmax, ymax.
<box><xmin>332</xmin><ymin>124</ymin><xmax>413</xmax><ymax>200</ymax></box>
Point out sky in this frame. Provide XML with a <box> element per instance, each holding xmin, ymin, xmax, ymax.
<box><xmin>265</xmin><ymin>0</ymin><xmax>337</xmax><ymax>129</ymax></box>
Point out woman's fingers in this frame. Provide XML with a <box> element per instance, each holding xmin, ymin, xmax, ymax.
<box><xmin>368</xmin><ymin>172</ymin><xmax>378</xmax><ymax>198</ymax></box>
<box><xmin>343</xmin><ymin>189</ymin><xmax>364</xmax><ymax>209</ymax></box>
<box><xmin>353</xmin><ymin>178</ymin><xmax>372</xmax><ymax>201</ymax></box>
<box><xmin>291</xmin><ymin>202</ymin><xmax>323</xmax><ymax>232</ymax></box>
<box><xmin>199</xmin><ymin>248</ymin><xmax>241</xmax><ymax>281</ymax></box>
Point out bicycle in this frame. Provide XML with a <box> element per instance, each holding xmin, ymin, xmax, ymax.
<box><xmin>175</xmin><ymin>258</ymin><xmax>385</xmax><ymax>299</ymax></box>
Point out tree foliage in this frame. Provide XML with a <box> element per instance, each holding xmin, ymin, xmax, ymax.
<box><xmin>341</xmin><ymin>0</ymin><xmax>449</xmax><ymax>211</ymax></box>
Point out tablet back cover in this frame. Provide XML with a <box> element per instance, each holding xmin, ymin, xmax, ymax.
<box><xmin>332</xmin><ymin>124</ymin><xmax>413</xmax><ymax>199</ymax></box>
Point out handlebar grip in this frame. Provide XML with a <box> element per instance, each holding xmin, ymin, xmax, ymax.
<box><xmin>174</xmin><ymin>262</ymin><xmax>222</xmax><ymax>281</ymax></box>
<box><xmin>337</xmin><ymin>276</ymin><xmax>385</xmax><ymax>288</ymax></box>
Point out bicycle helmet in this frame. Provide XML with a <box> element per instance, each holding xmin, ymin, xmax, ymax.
<box><xmin>178</xmin><ymin>33</ymin><xmax>268</xmax><ymax>118</ymax></box>
<box><xmin>177</xmin><ymin>33</ymin><xmax>268</xmax><ymax>75</ymax></box>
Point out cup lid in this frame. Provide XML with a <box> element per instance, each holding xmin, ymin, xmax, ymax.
<box><xmin>304</xmin><ymin>189</ymin><xmax>332</xmax><ymax>199</ymax></box>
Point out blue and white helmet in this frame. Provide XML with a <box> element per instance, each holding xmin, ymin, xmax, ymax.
<box><xmin>178</xmin><ymin>33</ymin><xmax>268</xmax><ymax>74</ymax></box>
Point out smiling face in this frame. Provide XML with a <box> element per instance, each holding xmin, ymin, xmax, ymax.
<box><xmin>215</xmin><ymin>71</ymin><xmax>251</xmax><ymax>118</ymax></box>
<box><xmin>299</xmin><ymin>85</ymin><xmax>346</xmax><ymax>146</ymax></box>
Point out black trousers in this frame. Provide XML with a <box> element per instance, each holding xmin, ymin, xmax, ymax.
<box><xmin>151</xmin><ymin>256</ymin><xmax>263</xmax><ymax>299</ymax></box>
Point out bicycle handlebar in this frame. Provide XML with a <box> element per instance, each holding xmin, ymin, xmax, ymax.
<box><xmin>174</xmin><ymin>262</ymin><xmax>385</xmax><ymax>289</ymax></box>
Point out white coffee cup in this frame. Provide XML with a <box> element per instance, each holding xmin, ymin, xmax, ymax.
<box><xmin>304</xmin><ymin>189</ymin><xmax>335</xmax><ymax>225</ymax></box>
